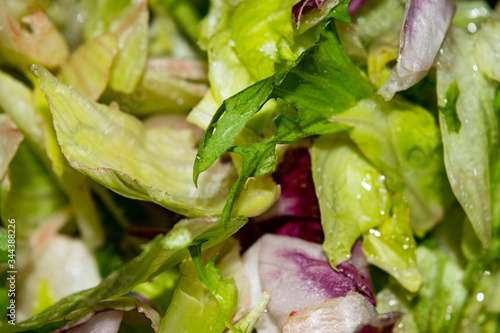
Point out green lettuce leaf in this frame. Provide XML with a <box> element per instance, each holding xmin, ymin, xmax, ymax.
<box><xmin>436</xmin><ymin>26</ymin><xmax>499</xmax><ymax>251</ymax></box>
<box><xmin>59</xmin><ymin>34</ymin><xmax>118</xmax><ymax>101</ymax></box>
<box><xmin>102</xmin><ymin>58</ymin><xmax>208</xmax><ymax>116</ymax></box>
<box><xmin>475</xmin><ymin>17</ymin><xmax>500</xmax><ymax>82</ymax></box>
<box><xmin>377</xmin><ymin>245</ymin><xmax>468</xmax><ymax>333</ymax></box>
<box><xmin>34</xmin><ymin>65</ymin><xmax>277</xmax><ymax>218</ymax></box>
<box><xmin>194</xmin><ymin>18</ymin><xmax>373</xmax><ymax>225</ymax></box>
<box><xmin>311</xmin><ymin>134</ymin><xmax>389</xmax><ymax>265</ymax></box>
<box><xmin>160</xmin><ymin>244</ymin><xmax>238</xmax><ymax>333</ymax></box>
<box><xmin>82</xmin><ymin>0</ymin><xmax>149</xmax><ymax>93</ymax></box>
<box><xmin>366</xmin><ymin>27</ymin><xmax>399</xmax><ymax>88</ymax></box>
<box><xmin>438</xmin><ymin>80</ymin><xmax>461</xmax><ymax>134</ymax></box>
<box><xmin>362</xmin><ymin>195</ymin><xmax>422</xmax><ymax>292</ymax></box>
<box><xmin>0</xmin><ymin>69</ymin><xmax>104</xmax><ymax>250</ymax></box>
<box><xmin>59</xmin><ymin>297</ymin><xmax>161</xmax><ymax>332</ymax></box>
<box><xmin>330</xmin><ymin>96</ymin><xmax>451</xmax><ymax>235</ymax></box>
<box><xmin>0</xmin><ymin>216</ymin><xmax>247</xmax><ymax>332</ymax></box>
<box><xmin>452</xmin><ymin>0</ymin><xmax>491</xmax><ymax>32</ymax></box>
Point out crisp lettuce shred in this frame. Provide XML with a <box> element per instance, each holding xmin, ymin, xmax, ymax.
<box><xmin>1</xmin><ymin>0</ymin><xmax>500</xmax><ymax>332</ymax></box>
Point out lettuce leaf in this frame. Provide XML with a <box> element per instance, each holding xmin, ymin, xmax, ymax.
<box><xmin>436</xmin><ymin>26</ymin><xmax>499</xmax><ymax>251</ymax></box>
<box><xmin>0</xmin><ymin>114</ymin><xmax>23</xmax><ymax>179</ymax></box>
<box><xmin>1</xmin><ymin>216</ymin><xmax>246</xmax><ymax>332</ymax></box>
<box><xmin>312</xmin><ymin>134</ymin><xmax>389</xmax><ymax>266</ymax></box>
<box><xmin>103</xmin><ymin>58</ymin><xmax>208</xmax><ymax>116</ymax></box>
<box><xmin>0</xmin><ymin>69</ymin><xmax>104</xmax><ymax>250</ymax></box>
<box><xmin>330</xmin><ymin>96</ymin><xmax>451</xmax><ymax>235</ymax></box>
<box><xmin>377</xmin><ymin>245</ymin><xmax>468</xmax><ymax>333</ymax></box>
<box><xmin>0</xmin><ymin>143</ymin><xmax>68</xmax><ymax>239</ymax></box>
<box><xmin>194</xmin><ymin>15</ymin><xmax>373</xmax><ymax>225</ymax></box>
<box><xmin>0</xmin><ymin>6</ymin><xmax>69</xmax><ymax>69</ymax></box>
<box><xmin>82</xmin><ymin>0</ymin><xmax>148</xmax><ymax>93</ymax></box>
<box><xmin>34</xmin><ymin>65</ymin><xmax>277</xmax><ymax>218</ymax></box>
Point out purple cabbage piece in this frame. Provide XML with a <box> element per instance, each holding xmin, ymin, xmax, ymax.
<box><xmin>247</xmin><ymin>234</ymin><xmax>375</xmax><ymax>327</ymax></box>
<box><xmin>256</xmin><ymin>148</ymin><xmax>320</xmax><ymax>221</ymax></box>
<box><xmin>378</xmin><ymin>0</ymin><xmax>456</xmax><ymax>100</ymax></box>
<box><xmin>251</xmin><ymin>148</ymin><xmax>323</xmax><ymax>245</ymax></box>
<box><xmin>276</xmin><ymin>219</ymin><xmax>324</xmax><ymax>244</ymax></box>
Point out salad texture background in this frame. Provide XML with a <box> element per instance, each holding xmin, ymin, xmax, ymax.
<box><xmin>0</xmin><ymin>0</ymin><xmax>500</xmax><ymax>332</ymax></box>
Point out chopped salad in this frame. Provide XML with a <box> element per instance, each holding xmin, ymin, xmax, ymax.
<box><xmin>0</xmin><ymin>0</ymin><xmax>499</xmax><ymax>332</ymax></box>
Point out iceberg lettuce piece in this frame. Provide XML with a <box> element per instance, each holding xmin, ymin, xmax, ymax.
<box><xmin>362</xmin><ymin>195</ymin><xmax>422</xmax><ymax>292</ymax></box>
<box><xmin>0</xmin><ymin>70</ymin><xmax>47</xmax><ymax>157</ymax></box>
<box><xmin>331</xmin><ymin>97</ymin><xmax>451</xmax><ymax>235</ymax></box>
<box><xmin>34</xmin><ymin>65</ymin><xmax>277</xmax><ymax>218</ymax></box>
<box><xmin>312</xmin><ymin>134</ymin><xmax>389</xmax><ymax>266</ymax></box>
<box><xmin>147</xmin><ymin>1</ymin><xmax>199</xmax><ymax>59</ymax></box>
<box><xmin>459</xmin><ymin>265</ymin><xmax>500</xmax><ymax>332</ymax></box>
<box><xmin>0</xmin><ymin>114</ymin><xmax>23</xmax><ymax>179</ymax></box>
<box><xmin>159</xmin><ymin>258</ymin><xmax>220</xmax><ymax>333</ymax></box>
<box><xmin>436</xmin><ymin>26</ymin><xmax>499</xmax><ymax>251</ymax></box>
<box><xmin>82</xmin><ymin>0</ymin><xmax>148</xmax><ymax>93</ymax></box>
<box><xmin>0</xmin><ymin>69</ymin><xmax>104</xmax><ymax>250</ymax></box>
<box><xmin>194</xmin><ymin>18</ymin><xmax>373</xmax><ymax>225</ymax></box>
<box><xmin>161</xmin><ymin>237</ymin><xmax>248</xmax><ymax>333</ymax></box>
<box><xmin>103</xmin><ymin>58</ymin><xmax>208</xmax><ymax>116</ymax></box>
<box><xmin>293</xmin><ymin>0</ymin><xmax>351</xmax><ymax>31</ymax></box>
<box><xmin>377</xmin><ymin>245</ymin><xmax>468</xmax><ymax>333</ymax></box>
<box><xmin>0</xmin><ymin>6</ymin><xmax>69</xmax><ymax>69</ymax></box>
<box><xmin>59</xmin><ymin>34</ymin><xmax>118</xmax><ymax>101</ymax></box>
<box><xmin>189</xmin><ymin>0</ymin><xmax>300</xmax><ymax>129</ymax></box>
<box><xmin>366</xmin><ymin>27</ymin><xmax>399</xmax><ymax>88</ymax></box>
